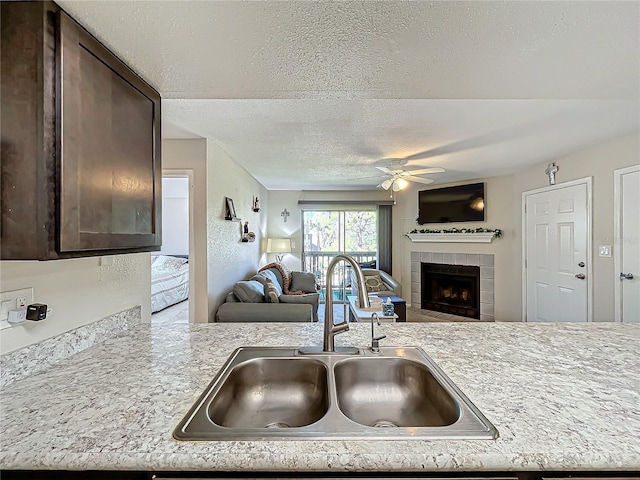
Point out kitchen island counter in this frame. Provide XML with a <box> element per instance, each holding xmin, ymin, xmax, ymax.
<box><xmin>1</xmin><ymin>322</ymin><xmax>638</xmax><ymax>474</ymax></box>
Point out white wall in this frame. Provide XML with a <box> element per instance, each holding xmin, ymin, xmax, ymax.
<box><xmin>0</xmin><ymin>253</ymin><xmax>150</xmax><ymax>354</ymax></box>
<box><xmin>160</xmin><ymin>177</ymin><xmax>190</xmax><ymax>256</ymax></box>
<box><xmin>206</xmin><ymin>142</ymin><xmax>269</xmax><ymax>321</ymax></box>
<box><xmin>162</xmin><ymin>139</ymin><xmax>209</xmax><ymax>323</ymax></box>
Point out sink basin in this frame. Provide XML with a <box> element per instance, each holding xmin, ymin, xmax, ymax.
<box><xmin>174</xmin><ymin>346</ymin><xmax>498</xmax><ymax>441</ymax></box>
<box><xmin>209</xmin><ymin>357</ymin><xmax>329</xmax><ymax>429</ymax></box>
<box><xmin>334</xmin><ymin>357</ymin><xmax>459</xmax><ymax>428</ymax></box>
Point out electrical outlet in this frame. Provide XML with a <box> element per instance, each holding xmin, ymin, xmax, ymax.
<box><xmin>16</xmin><ymin>296</ymin><xmax>27</xmax><ymax>309</ymax></box>
<box><xmin>1</xmin><ymin>287</ymin><xmax>34</xmax><ymax>328</ymax></box>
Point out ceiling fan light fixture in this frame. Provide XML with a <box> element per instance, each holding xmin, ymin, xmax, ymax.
<box><xmin>381</xmin><ymin>179</ymin><xmax>393</xmax><ymax>190</ymax></box>
<box><xmin>395</xmin><ymin>178</ymin><xmax>409</xmax><ymax>190</ymax></box>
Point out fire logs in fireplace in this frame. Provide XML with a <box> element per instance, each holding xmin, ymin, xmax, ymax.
<box><xmin>421</xmin><ymin>263</ymin><xmax>480</xmax><ymax>319</ymax></box>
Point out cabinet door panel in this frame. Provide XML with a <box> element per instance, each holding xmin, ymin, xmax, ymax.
<box><xmin>59</xmin><ymin>11</ymin><xmax>161</xmax><ymax>252</ymax></box>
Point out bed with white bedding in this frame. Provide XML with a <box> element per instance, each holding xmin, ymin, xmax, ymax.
<box><xmin>151</xmin><ymin>255</ymin><xmax>189</xmax><ymax>313</ymax></box>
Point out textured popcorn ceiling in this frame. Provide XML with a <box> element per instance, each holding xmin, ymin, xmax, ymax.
<box><xmin>58</xmin><ymin>1</ymin><xmax>640</xmax><ymax>189</ymax></box>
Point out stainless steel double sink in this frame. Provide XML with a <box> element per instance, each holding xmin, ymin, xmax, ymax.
<box><xmin>174</xmin><ymin>346</ymin><xmax>498</xmax><ymax>441</ymax></box>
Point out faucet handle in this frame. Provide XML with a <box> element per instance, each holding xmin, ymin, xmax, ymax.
<box><xmin>332</xmin><ymin>321</ymin><xmax>349</xmax><ymax>334</ymax></box>
<box><xmin>371</xmin><ymin>334</ymin><xmax>386</xmax><ymax>353</ymax></box>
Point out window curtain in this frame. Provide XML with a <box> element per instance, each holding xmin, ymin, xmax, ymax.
<box><xmin>377</xmin><ymin>204</ymin><xmax>392</xmax><ymax>274</ymax></box>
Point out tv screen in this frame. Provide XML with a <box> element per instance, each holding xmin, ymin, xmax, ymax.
<box><xmin>418</xmin><ymin>182</ymin><xmax>485</xmax><ymax>224</ymax></box>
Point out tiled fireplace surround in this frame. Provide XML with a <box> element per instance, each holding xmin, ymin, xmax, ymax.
<box><xmin>410</xmin><ymin>251</ymin><xmax>495</xmax><ymax>322</ymax></box>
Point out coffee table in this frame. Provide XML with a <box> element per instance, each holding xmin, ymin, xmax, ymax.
<box><xmin>346</xmin><ymin>295</ymin><xmax>397</xmax><ymax>323</ymax></box>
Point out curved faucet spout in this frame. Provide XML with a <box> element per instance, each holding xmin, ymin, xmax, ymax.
<box><xmin>323</xmin><ymin>254</ymin><xmax>371</xmax><ymax>352</ymax></box>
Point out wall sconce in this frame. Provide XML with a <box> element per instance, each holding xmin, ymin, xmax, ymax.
<box><xmin>266</xmin><ymin>238</ymin><xmax>292</xmax><ymax>262</ymax></box>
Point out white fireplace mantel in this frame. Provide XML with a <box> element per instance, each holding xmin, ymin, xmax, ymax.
<box><xmin>406</xmin><ymin>232</ymin><xmax>497</xmax><ymax>243</ymax></box>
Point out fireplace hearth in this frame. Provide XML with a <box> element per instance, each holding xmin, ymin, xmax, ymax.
<box><xmin>421</xmin><ymin>263</ymin><xmax>480</xmax><ymax>319</ymax></box>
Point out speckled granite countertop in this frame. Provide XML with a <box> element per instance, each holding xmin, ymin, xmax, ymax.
<box><xmin>1</xmin><ymin>322</ymin><xmax>639</xmax><ymax>473</ymax></box>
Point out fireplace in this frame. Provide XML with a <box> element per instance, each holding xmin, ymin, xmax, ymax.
<box><xmin>421</xmin><ymin>263</ymin><xmax>480</xmax><ymax>319</ymax></box>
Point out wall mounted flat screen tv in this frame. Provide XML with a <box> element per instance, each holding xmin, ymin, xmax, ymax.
<box><xmin>418</xmin><ymin>182</ymin><xmax>485</xmax><ymax>224</ymax></box>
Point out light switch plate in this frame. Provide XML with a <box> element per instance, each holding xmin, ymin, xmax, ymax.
<box><xmin>1</xmin><ymin>287</ymin><xmax>34</xmax><ymax>329</ymax></box>
<box><xmin>598</xmin><ymin>245</ymin><xmax>612</xmax><ymax>257</ymax></box>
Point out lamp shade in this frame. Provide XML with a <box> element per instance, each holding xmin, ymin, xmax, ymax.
<box><xmin>266</xmin><ymin>238</ymin><xmax>292</xmax><ymax>253</ymax></box>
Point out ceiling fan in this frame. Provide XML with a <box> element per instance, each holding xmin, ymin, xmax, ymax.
<box><xmin>375</xmin><ymin>166</ymin><xmax>445</xmax><ymax>191</ymax></box>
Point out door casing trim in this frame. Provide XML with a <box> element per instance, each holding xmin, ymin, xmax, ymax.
<box><xmin>521</xmin><ymin>177</ymin><xmax>593</xmax><ymax>323</ymax></box>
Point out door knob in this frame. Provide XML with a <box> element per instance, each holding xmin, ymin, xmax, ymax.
<box><xmin>578</xmin><ymin>262</ymin><xmax>585</xmax><ymax>268</ymax></box>
<box><xmin>620</xmin><ymin>272</ymin><xmax>634</xmax><ymax>280</ymax></box>
<box><xmin>575</xmin><ymin>273</ymin><xmax>586</xmax><ymax>280</ymax></box>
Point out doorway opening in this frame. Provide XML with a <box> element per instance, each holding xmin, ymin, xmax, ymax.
<box><xmin>151</xmin><ymin>171</ymin><xmax>194</xmax><ymax>324</ymax></box>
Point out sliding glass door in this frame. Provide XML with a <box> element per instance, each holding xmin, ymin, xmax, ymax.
<box><xmin>302</xmin><ymin>209</ymin><xmax>377</xmax><ymax>302</ymax></box>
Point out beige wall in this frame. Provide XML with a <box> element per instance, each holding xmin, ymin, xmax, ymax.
<box><xmin>0</xmin><ymin>253</ymin><xmax>150</xmax><ymax>354</ymax></box>
<box><xmin>266</xmin><ymin>191</ymin><xmax>304</xmax><ymax>270</ymax></box>
<box><xmin>162</xmin><ymin>139</ymin><xmax>209</xmax><ymax>323</ymax></box>
<box><xmin>206</xmin><ymin>142</ymin><xmax>269</xmax><ymax>321</ymax></box>
<box><xmin>392</xmin><ymin>132</ymin><xmax>639</xmax><ymax>322</ymax></box>
<box><xmin>393</xmin><ymin>175</ymin><xmax>517</xmax><ymax>320</ymax></box>
<box><xmin>511</xmin><ymin>132</ymin><xmax>640</xmax><ymax>322</ymax></box>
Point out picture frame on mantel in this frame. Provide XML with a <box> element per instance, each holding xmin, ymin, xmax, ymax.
<box><xmin>225</xmin><ymin>197</ymin><xmax>238</xmax><ymax>221</ymax></box>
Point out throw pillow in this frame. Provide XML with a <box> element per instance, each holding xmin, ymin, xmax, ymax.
<box><xmin>264</xmin><ymin>280</ymin><xmax>280</xmax><ymax>303</ymax></box>
<box><xmin>290</xmin><ymin>271</ymin><xmax>317</xmax><ymax>293</ymax></box>
<box><xmin>251</xmin><ymin>270</ymin><xmax>283</xmax><ymax>296</ymax></box>
<box><xmin>364</xmin><ymin>274</ymin><xmax>391</xmax><ymax>293</ymax></box>
<box><xmin>233</xmin><ymin>280</ymin><xmax>265</xmax><ymax>303</ymax></box>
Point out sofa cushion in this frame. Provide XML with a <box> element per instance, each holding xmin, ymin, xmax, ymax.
<box><xmin>251</xmin><ymin>270</ymin><xmax>283</xmax><ymax>296</ymax></box>
<box><xmin>264</xmin><ymin>280</ymin><xmax>280</xmax><ymax>303</ymax></box>
<box><xmin>233</xmin><ymin>280</ymin><xmax>265</xmax><ymax>303</ymax></box>
<box><xmin>364</xmin><ymin>274</ymin><xmax>392</xmax><ymax>293</ymax></box>
<box><xmin>290</xmin><ymin>271</ymin><xmax>317</xmax><ymax>293</ymax></box>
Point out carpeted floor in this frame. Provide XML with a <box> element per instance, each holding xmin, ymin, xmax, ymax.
<box><xmin>153</xmin><ymin>300</ymin><xmax>477</xmax><ymax>325</ymax></box>
<box><xmin>151</xmin><ymin>299</ymin><xmax>189</xmax><ymax>325</ymax></box>
<box><xmin>318</xmin><ymin>303</ymin><xmax>477</xmax><ymax>323</ymax></box>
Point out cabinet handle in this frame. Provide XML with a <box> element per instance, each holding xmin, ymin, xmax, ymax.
<box><xmin>620</xmin><ymin>272</ymin><xmax>634</xmax><ymax>280</ymax></box>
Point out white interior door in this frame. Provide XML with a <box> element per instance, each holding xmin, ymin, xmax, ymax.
<box><xmin>615</xmin><ymin>166</ymin><xmax>640</xmax><ymax>323</ymax></box>
<box><xmin>524</xmin><ymin>180</ymin><xmax>590</xmax><ymax>322</ymax></box>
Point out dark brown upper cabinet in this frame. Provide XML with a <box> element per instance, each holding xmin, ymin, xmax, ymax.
<box><xmin>1</xmin><ymin>1</ymin><xmax>162</xmax><ymax>260</ymax></box>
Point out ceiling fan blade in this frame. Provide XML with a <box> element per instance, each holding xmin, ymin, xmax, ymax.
<box><xmin>348</xmin><ymin>174</ymin><xmax>384</xmax><ymax>181</ymax></box>
<box><xmin>405</xmin><ymin>176</ymin><xmax>434</xmax><ymax>185</ymax></box>
<box><xmin>403</xmin><ymin>167</ymin><xmax>445</xmax><ymax>176</ymax></box>
<box><xmin>375</xmin><ymin>166</ymin><xmax>403</xmax><ymax>175</ymax></box>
